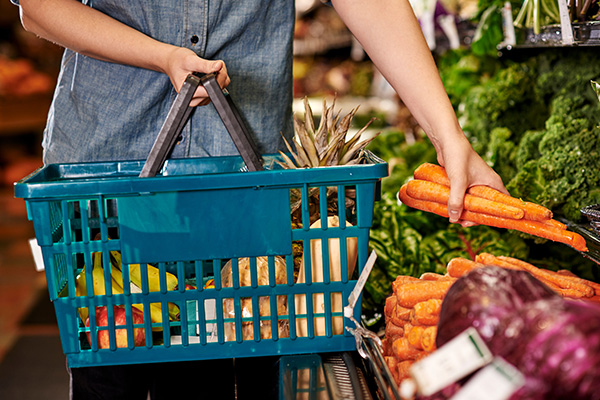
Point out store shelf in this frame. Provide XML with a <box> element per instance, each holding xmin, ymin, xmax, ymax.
<box><xmin>293</xmin><ymin>32</ymin><xmax>354</xmax><ymax>56</ymax></box>
<box><xmin>0</xmin><ymin>94</ymin><xmax>52</xmax><ymax>135</ymax></box>
<box><xmin>500</xmin><ymin>21</ymin><xmax>600</xmax><ymax>51</ymax></box>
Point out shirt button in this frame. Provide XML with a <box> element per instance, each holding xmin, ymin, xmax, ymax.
<box><xmin>190</xmin><ymin>35</ymin><xmax>199</xmax><ymax>44</ymax></box>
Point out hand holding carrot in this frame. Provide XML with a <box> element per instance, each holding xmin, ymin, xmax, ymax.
<box><xmin>435</xmin><ymin>144</ymin><xmax>507</xmax><ymax>224</ymax></box>
<box><xmin>400</xmin><ymin>163</ymin><xmax>588</xmax><ymax>252</ymax></box>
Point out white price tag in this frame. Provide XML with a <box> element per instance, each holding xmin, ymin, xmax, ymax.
<box><xmin>29</xmin><ymin>238</ymin><xmax>45</xmax><ymax>272</ymax></box>
<box><xmin>501</xmin><ymin>2</ymin><xmax>516</xmax><ymax>47</ymax></box>
<box><xmin>410</xmin><ymin>327</ymin><xmax>493</xmax><ymax>396</ymax></box>
<box><xmin>203</xmin><ymin>298</ymin><xmax>218</xmax><ymax>343</ymax></box>
<box><xmin>557</xmin><ymin>0</ymin><xmax>574</xmax><ymax>45</ymax></box>
<box><xmin>450</xmin><ymin>357</ymin><xmax>525</xmax><ymax>400</ymax></box>
<box><xmin>170</xmin><ymin>298</ymin><xmax>218</xmax><ymax>345</ymax></box>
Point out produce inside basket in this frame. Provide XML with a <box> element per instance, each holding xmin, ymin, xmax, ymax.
<box><xmin>221</xmin><ymin>256</ymin><xmax>289</xmax><ymax>341</ymax></box>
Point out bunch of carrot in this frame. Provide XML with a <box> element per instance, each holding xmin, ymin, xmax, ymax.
<box><xmin>398</xmin><ymin>163</ymin><xmax>588</xmax><ymax>252</ymax></box>
<box><xmin>447</xmin><ymin>253</ymin><xmax>600</xmax><ymax>301</ymax></box>
<box><xmin>382</xmin><ymin>273</ymin><xmax>457</xmax><ymax>385</ymax></box>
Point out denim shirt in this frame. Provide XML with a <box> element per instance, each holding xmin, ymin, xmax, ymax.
<box><xmin>14</xmin><ymin>0</ymin><xmax>295</xmax><ymax>164</ymax></box>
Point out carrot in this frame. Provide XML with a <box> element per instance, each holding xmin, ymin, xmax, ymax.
<box><xmin>413</xmin><ymin>162</ymin><xmax>553</xmax><ymax>221</ymax></box>
<box><xmin>555</xmin><ymin>287</ymin><xmax>594</xmax><ymax>298</ymax></box>
<box><xmin>398</xmin><ymin>184</ymin><xmax>459</xmax><ymax>220</ymax></box>
<box><xmin>544</xmin><ymin>219</ymin><xmax>567</xmax><ymax>230</ymax></box>
<box><xmin>407</xmin><ymin>325</ymin><xmax>425</xmax><ymax>350</ymax></box>
<box><xmin>467</xmin><ymin>185</ymin><xmax>552</xmax><ymax>221</ymax></box>
<box><xmin>397</xmin><ymin>360</ymin><xmax>414</xmax><ymax>381</ymax></box>
<box><xmin>382</xmin><ymin>338</ymin><xmax>393</xmax><ymax>357</ymax></box>
<box><xmin>407</xmin><ymin>179</ymin><xmax>525</xmax><ymax>220</ymax></box>
<box><xmin>385</xmin><ymin>356</ymin><xmax>400</xmax><ymax>382</ymax></box>
<box><xmin>385</xmin><ymin>320</ymin><xmax>405</xmax><ymax>340</ymax></box>
<box><xmin>391</xmin><ymin>337</ymin><xmax>426</xmax><ymax>361</ymax></box>
<box><xmin>475</xmin><ymin>253</ymin><xmax>523</xmax><ymax>270</ymax></box>
<box><xmin>411</xmin><ymin>299</ymin><xmax>442</xmax><ymax>326</ymax></box>
<box><xmin>419</xmin><ymin>272</ymin><xmax>457</xmax><ymax>283</ymax></box>
<box><xmin>421</xmin><ymin>326</ymin><xmax>437</xmax><ymax>352</ymax></box>
<box><xmin>419</xmin><ymin>272</ymin><xmax>446</xmax><ymax>281</ymax></box>
<box><xmin>402</xmin><ymin>322</ymin><xmax>414</xmax><ymax>337</ymax></box>
<box><xmin>385</xmin><ymin>356</ymin><xmax>399</xmax><ymax>372</ymax></box>
<box><xmin>392</xmin><ymin>275</ymin><xmax>421</xmax><ymax>293</ymax></box>
<box><xmin>398</xmin><ymin>185</ymin><xmax>588</xmax><ymax>252</ymax></box>
<box><xmin>385</xmin><ymin>356</ymin><xmax>398</xmax><ymax>368</ymax></box>
<box><xmin>413</xmin><ymin>162</ymin><xmax>450</xmax><ymax>186</ymax></box>
<box><xmin>446</xmin><ymin>257</ymin><xmax>485</xmax><ymax>278</ymax></box>
<box><xmin>395</xmin><ymin>279</ymin><xmax>455</xmax><ymax>308</ymax></box>
<box><xmin>392</xmin><ymin>305</ymin><xmax>412</xmax><ymax>325</ymax></box>
<box><xmin>497</xmin><ymin>256</ymin><xmax>594</xmax><ymax>297</ymax></box>
<box><xmin>556</xmin><ymin>269</ymin><xmax>578</xmax><ymax>277</ymax></box>
<box><xmin>384</xmin><ymin>295</ymin><xmax>397</xmax><ymax>323</ymax></box>
<box><xmin>476</xmin><ymin>253</ymin><xmax>592</xmax><ymax>298</ymax></box>
<box><xmin>557</xmin><ymin>270</ymin><xmax>600</xmax><ymax>295</ymax></box>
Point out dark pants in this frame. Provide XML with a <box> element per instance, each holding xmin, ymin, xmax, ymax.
<box><xmin>69</xmin><ymin>357</ymin><xmax>279</xmax><ymax>399</ymax></box>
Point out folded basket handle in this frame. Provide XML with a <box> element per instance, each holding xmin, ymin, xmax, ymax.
<box><xmin>140</xmin><ymin>72</ymin><xmax>264</xmax><ymax>177</ymax></box>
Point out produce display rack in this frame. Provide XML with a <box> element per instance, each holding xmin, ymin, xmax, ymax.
<box><xmin>499</xmin><ymin>21</ymin><xmax>600</xmax><ymax>52</ymax></box>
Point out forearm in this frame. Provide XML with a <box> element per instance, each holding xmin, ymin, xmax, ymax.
<box><xmin>18</xmin><ymin>0</ymin><xmax>176</xmax><ymax>74</ymax></box>
<box><xmin>330</xmin><ymin>0</ymin><xmax>464</xmax><ymax>152</ymax></box>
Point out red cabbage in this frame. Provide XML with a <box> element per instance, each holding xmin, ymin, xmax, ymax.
<box><xmin>435</xmin><ymin>266</ymin><xmax>600</xmax><ymax>399</ymax></box>
<box><xmin>436</xmin><ymin>266</ymin><xmax>557</xmax><ymax>345</ymax></box>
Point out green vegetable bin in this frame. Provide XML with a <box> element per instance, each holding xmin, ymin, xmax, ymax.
<box><xmin>14</xmin><ymin>153</ymin><xmax>387</xmax><ymax>367</ymax></box>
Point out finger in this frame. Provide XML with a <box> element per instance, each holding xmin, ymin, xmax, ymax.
<box><xmin>447</xmin><ymin>175</ymin><xmax>467</xmax><ymax>224</ymax></box>
<box><xmin>212</xmin><ymin>61</ymin><xmax>230</xmax><ymax>89</ymax></box>
<box><xmin>187</xmin><ymin>84</ymin><xmax>211</xmax><ymax>107</ymax></box>
<box><xmin>190</xmin><ymin>97</ymin><xmax>211</xmax><ymax>107</ymax></box>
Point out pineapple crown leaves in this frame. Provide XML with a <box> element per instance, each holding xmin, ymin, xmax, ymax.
<box><xmin>277</xmin><ymin>96</ymin><xmax>381</xmax><ymax>169</ymax></box>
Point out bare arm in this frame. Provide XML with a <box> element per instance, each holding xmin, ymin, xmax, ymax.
<box><xmin>17</xmin><ymin>0</ymin><xmax>229</xmax><ymax>106</ymax></box>
<box><xmin>331</xmin><ymin>0</ymin><xmax>507</xmax><ymax>223</ymax></box>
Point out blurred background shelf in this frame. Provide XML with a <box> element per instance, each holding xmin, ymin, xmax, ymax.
<box><xmin>0</xmin><ymin>94</ymin><xmax>52</xmax><ymax>136</ymax></box>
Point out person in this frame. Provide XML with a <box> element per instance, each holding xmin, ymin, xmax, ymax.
<box><xmin>13</xmin><ymin>0</ymin><xmax>507</xmax><ymax>398</ymax></box>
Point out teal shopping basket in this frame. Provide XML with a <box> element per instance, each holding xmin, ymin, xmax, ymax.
<box><xmin>14</xmin><ymin>152</ymin><xmax>387</xmax><ymax>367</ymax></box>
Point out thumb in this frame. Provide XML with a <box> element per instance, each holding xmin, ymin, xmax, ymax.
<box><xmin>447</xmin><ymin>177</ymin><xmax>467</xmax><ymax>223</ymax></box>
<box><xmin>189</xmin><ymin>58</ymin><xmax>224</xmax><ymax>75</ymax></box>
<box><xmin>209</xmin><ymin>60</ymin><xmax>225</xmax><ymax>73</ymax></box>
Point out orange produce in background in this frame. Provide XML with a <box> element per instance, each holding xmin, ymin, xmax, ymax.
<box><xmin>0</xmin><ymin>55</ymin><xmax>53</xmax><ymax>97</ymax></box>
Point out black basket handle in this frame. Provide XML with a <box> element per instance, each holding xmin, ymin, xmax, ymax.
<box><xmin>140</xmin><ymin>72</ymin><xmax>264</xmax><ymax>177</ymax></box>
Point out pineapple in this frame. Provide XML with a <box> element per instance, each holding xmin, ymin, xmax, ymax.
<box><xmin>279</xmin><ymin>97</ymin><xmax>381</xmax><ymax>228</ymax></box>
<box><xmin>278</xmin><ymin>97</ymin><xmax>379</xmax><ymax>169</ymax></box>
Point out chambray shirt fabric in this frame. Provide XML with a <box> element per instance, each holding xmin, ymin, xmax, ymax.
<box><xmin>15</xmin><ymin>0</ymin><xmax>295</xmax><ymax>165</ymax></box>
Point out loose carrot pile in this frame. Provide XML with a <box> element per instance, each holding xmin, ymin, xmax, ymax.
<box><xmin>382</xmin><ymin>273</ymin><xmax>456</xmax><ymax>385</ymax></box>
<box><xmin>447</xmin><ymin>253</ymin><xmax>600</xmax><ymax>301</ymax></box>
<box><xmin>382</xmin><ymin>253</ymin><xmax>600</xmax><ymax>388</ymax></box>
<box><xmin>398</xmin><ymin>163</ymin><xmax>588</xmax><ymax>252</ymax></box>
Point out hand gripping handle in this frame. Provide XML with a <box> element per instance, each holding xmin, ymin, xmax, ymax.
<box><xmin>140</xmin><ymin>72</ymin><xmax>264</xmax><ymax>178</ymax></box>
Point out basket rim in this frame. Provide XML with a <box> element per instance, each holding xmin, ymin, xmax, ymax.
<box><xmin>14</xmin><ymin>153</ymin><xmax>388</xmax><ymax>200</ymax></box>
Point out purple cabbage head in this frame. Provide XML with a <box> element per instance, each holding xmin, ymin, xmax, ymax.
<box><xmin>436</xmin><ymin>266</ymin><xmax>600</xmax><ymax>400</ymax></box>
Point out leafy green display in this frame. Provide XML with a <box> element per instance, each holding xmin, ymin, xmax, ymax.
<box><xmin>456</xmin><ymin>49</ymin><xmax>600</xmax><ymax>222</ymax></box>
<box><xmin>507</xmin><ymin>95</ymin><xmax>600</xmax><ymax>222</ymax></box>
<box><xmin>436</xmin><ymin>49</ymin><xmax>501</xmax><ymax>110</ymax></box>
